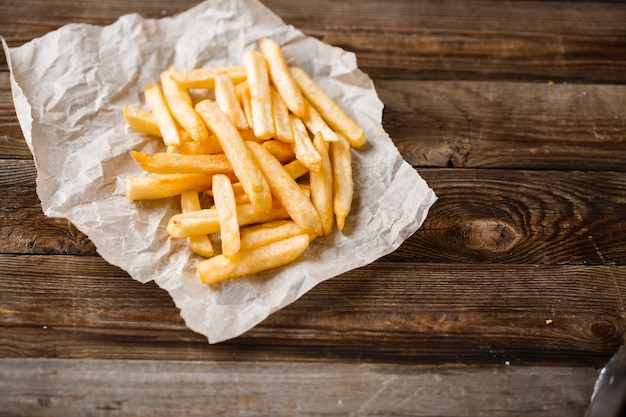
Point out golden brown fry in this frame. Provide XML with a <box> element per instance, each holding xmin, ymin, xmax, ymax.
<box><xmin>130</xmin><ymin>151</ymin><xmax>233</xmax><ymax>175</ymax></box>
<box><xmin>197</xmin><ymin>233</ymin><xmax>310</xmax><ymax>284</ymax></box>
<box><xmin>125</xmin><ymin>173</ymin><xmax>213</xmax><ymax>201</ymax></box>
<box><xmin>239</xmin><ymin>220</ymin><xmax>304</xmax><ymax>251</ymax></box>
<box><xmin>290</xmin><ymin>66</ymin><xmax>365</xmax><ymax>149</ymax></box>
<box><xmin>302</xmin><ymin>98</ymin><xmax>338</xmax><ymax>142</ymax></box>
<box><xmin>144</xmin><ymin>83</ymin><xmax>182</xmax><ymax>146</ymax></box>
<box><xmin>242</xmin><ymin>50</ymin><xmax>275</xmax><ymax>140</ymax></box>
<box><xmin>310</xmin><ymin>132</ymin><xmax>334</xmax><ymax>235</ymax></box>
<box><xmin>170</xmin><ymin>66</ymin><xmax>247</xmax><ymax>89</ymax></box>
<box><xmin>262</xmin><ymin>139</ymin><xmax>295</xmax><ymax>163</ymax></box>
<box><xmin>195</xmin><ymin>99</ymin><xmax>272</xmax><ymax>214</ymax></box>
<box><xmin>181</xmin><ymin>191</ymin><xmax>214</xmax><ymax>257</ymax></box>
<box><xmin>235</xmin><ymin>81</ymin><xmax>254</xmax><ymax>130</ymax></box>
<box><xmin>330</xmin><ymin>134</ymin><xmax>353</xmax><ymax>231</ymax></box>
<box><xmin>123</xmin><ymin>104</ymin><xmax>162</xmax><ymax>137</ymax></box>
<box><xmin>178</xmin><ymin>134</ymin><xmax>223</xmax><ymax>155</ymax></box>
<box><xmin>259</xmin><ymin>38</ymin><xmax>305</xmax><ymax>117</ymax></box>
<box><xmin>282</xmin><ymin>159</ymin><xmax>309</xmax><ymax>180</ymax></box>
<box><xmin>270</xmin><ymin>87</ymin><xmax>294</xmax><ymax>142</ymax></box>
<box><xmin>161</xmin><ymin>67</ymin><xmax>209</xmax><ymax>142</ymax></box>
<box><xmin>290</xmin><ymin>114</ymin><xmax>322</xmax><ymax>172</ymax></box>
<box><xmin>166</xmin><ymin>201</ymin><xmax>289</xmax><ymax>238</ymax></box>
<box><xmin>215</xmin><ymin>73</ymin><xmax>249</xmax><ymax>131</ymax></box>
<box><xmin>212</xmin><ymin>174</ymin><xmax>240</xmax><ymax>257</ymax></box>
<box><xmin>246</xmin><ymin>141</ymin><xmax>322</xmax><ymax>237</ymax></box>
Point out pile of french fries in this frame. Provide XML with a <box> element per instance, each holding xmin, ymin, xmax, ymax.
<box><xmin>123</xmin><ymin>38</ymin><xmax>365</xmax><ymax>285</ymax></box>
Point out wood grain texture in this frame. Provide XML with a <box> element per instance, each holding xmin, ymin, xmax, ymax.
<box><xmin>0</xmin><ymin>359</ymin><xmax>598</xmax><ymax>417</ymax></box>
<box><xmin>380</xmin><ymin>81</ymin><xmax>626</xmax><ymax>169</ymax></box>
<box><xmin>1</xmin><ymin>0</ymin><xmax>625</xmax><ymax>82</ymax></box>
<box><xmin>403</xmin><ymin>169</ymin><xmax>626</xmax><ymax>265</ymax></box>
<box><xmin>1</xmin><ymin>0</ymin><xmax>625</xmax><ymax>414</ymax></box>
<box><xmin>0</xmin><ymin>255</ymin><xmax>623</xmax><ymax>366</ymax></box>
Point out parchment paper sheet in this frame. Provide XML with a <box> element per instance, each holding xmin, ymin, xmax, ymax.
<box><xmin>2</xmin><ymin>0</ymin><xmax>437</xmax><ymax>343</ymax></box>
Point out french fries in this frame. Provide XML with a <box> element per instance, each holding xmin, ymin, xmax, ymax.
<box><xmin>215</xmin><ymin>73</ymin><xmax>249</xmax><ymax>131</ymax></box>
<box><xmin>181</xmin><ymin>191</ymin><xmax>214</xmax><ymax>258</ymax></box>
<box><xmin>144</xmin><ymin>83</ymin><xmax>182</xmax><ymax>146</ymax></box>
<box><xmin>212</xmin><ymin>174</ymin><xmax>241</xmax><ymax>257</ymax></box>
<box><xmin>259</xmin><ymin>38</ymin><xmax>305</xmax><ymax>117</ymax></box>
<box><xmin>290</xmin><ymin>114</ymin><xmax>322</xmax><ymax>172</ymax></box>
<box><xmin>291</xmin><ymin>66</ymin><xmax>365</xmax><ymax>149</ymax></box>
<box><xmin>123</xmin><ymin>104</ymin><xmax>161</xmax><ymax>138</ymax></box>
<box><xmin>161</xmin><ymin>66</ymin><xmax>210</xmax><ymax>142</ymax></box>
<box><xmin>246</xmin><ymin>141</ymin><xmax>322</xmax><ymax>237</ymax></box>
<box><xmin>130</xmin><ymin>151</ymin><xmax>233</xmax><ymax>175</ymax></box>
<box><xmin>242</xmin><ymin>50</ymin><xmax>275</xmax><ymax>140</ymax></box>
<box><xmin>123</xmin><ymin>38</ymin><xmax>364</xmax><ymax>285</ymax></box>
<box><xmin>171</xmin><ymin>66</ymin><xmax>247</xmax><ymax>89</ymax></box>
<box><xmin>330</xmin><ymin>135</ymin><xmax>353</xmax><ymax>231</ymax></box>
<box><xmin>194</xmin><ymin>99</ymin><xmax>272</xmax><ymax>214</ymax></box>
<box><xmin>197</xmin><ymin>234</ymin><xmax>310</xmax><ymax>285</ymax></box>
<box><xmin>310</xmin><ymin>132</ymin><xmax>334</xmax><ymax>235</ymax></box>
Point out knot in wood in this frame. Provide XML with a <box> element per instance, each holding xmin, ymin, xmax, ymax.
<box><xmin>589</xmin><ymin>319</ymin><xmax>620</xmax><ymax>342</ymax></box>
<box><xmin>462</xmin><ymin>219</ymin><xmax>519</xmax><ymax>252</ymax></box>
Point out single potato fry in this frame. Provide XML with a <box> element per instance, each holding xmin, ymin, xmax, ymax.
<box><xmin>330</xmin><ymin>134</ymin><xmax>353</xmax><ymax>231</ymax></box>
<box><xmin>144</xmin><ymin>83</ymin><xmax>182</xmax><ymax>146</ymax></box>
<box><xmin>181</xmin><ymin>191</ymin><xmax>214</xmax><ymax>257</ymax></box>
<box><xmin>247</xmin><ymin>141</ymin><xmax>322</xmax><ymax>237</ymax></box>
<box><xmin>290</xmin><ymin>66</ymin><xmax>365</xmax><ymax>149</ymax></box>
<box><xmin>195</xmin><ymin>99</ymin><xmax>272</xmax><ymax>214</ymax></box>
<box><xmin>310</xmin><ymin>132</ymin><xmax>334</xmax><ymax>235</ymax></box>
<box><xmin>262</xmin><ymin>139</ymin><xmax>295</xmax><ymax>163</ymax></box>
<box><xmin>282</xmin><ymin>159</ymin><xmax>309</xmax><ymax>180</ymax></box>
<box><xmin>290</xmin><ymin>114</ymin><xmax>322</xmax><ymax>172</ymax></box>
<box><xmin>302</xmin><ymin>98</ymin><xmax>338</xmax><ymax>142</ymax></box>
<box><xmin>178</xmin><ymin>134</ymin><xmax>223</xmax><ymax>155</ymax></box>
<box><xmin>242</xmin><ymin>50</ymin><xmax>275</xmax><ymax>140</ymax></box>
<box><xmin>212</xmin><ymin>174</ymin><xmax>240</xmax><ymax>257</ymax></box>
<box><xmin>123</xmin><ymin>105</ymin><xmax>161</xmax><ymax>137</ymax></box>
<box><xmin>270</xmin><ymin>87</ymin><xmax>294</xmax><ymax>142</ymax></box>
<box><xmin>130</xmin><ymin>151</ymin><xmax>233</xmax><ymax>175</ymax></box>
<box><xmin>161</xmin><ymin>67</ymin><xmax>210</xmax><ymax>142</ymax></box>
<box><xmin>215</xmin><ymin>73</ymin><xmax>249</xmax><ymax>131</ymax></box>
<box><xmin>171</xmin><ymin>66</ymin><xmax>247</xmax><ymax>89</ymax></box>
<box><xmin>239</xmin><ymin>220</ymin><xmax>304</xmax><ymax>251</ymax></box>
<box><xmin>125</xmin><ymin>173</ymin><xmax>214</xmax><ymax>201</ymax></box>
<box><xmin>259</xmin><ymin>38</ymin><xmax>305</xmax><ymax>117</ymax></box>
<box><xmin>166</xmin><ymin>201</ymin><xmax>289</xmax><ymax>239</ymax></box>
<box><xmin>197</xmin><ymin>233</ymin><xmax>310</xmax><ymax>284</ymax></box>
<box><xmin>235</xmin><ymin>81</ymin><xmax>254</xmax><ymax>130</ymax></box>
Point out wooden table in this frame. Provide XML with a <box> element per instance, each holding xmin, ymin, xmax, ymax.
<box><xmin>1</xmin><ymin>1</ymin><xmax>625</xmax><ymax>415</ymax></box>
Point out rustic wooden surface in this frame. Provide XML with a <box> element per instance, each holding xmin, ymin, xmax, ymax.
<box><xmin>1</xmin><ymin>0</ymin><xmax>626</xmax><ymax>415</ymax></box>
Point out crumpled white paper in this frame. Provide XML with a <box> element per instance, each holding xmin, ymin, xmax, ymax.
<box><xmin>2</xmin><ymin>0</ymin><xmax>437</xmax><ymax>343</ymax></box>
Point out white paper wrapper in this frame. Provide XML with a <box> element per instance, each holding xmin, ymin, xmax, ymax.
<box><xmin>2</xmin><ymin>0</ymin><xmax>437</xmax><ymax>343</ymax></box>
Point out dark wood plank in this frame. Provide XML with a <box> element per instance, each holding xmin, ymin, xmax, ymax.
<box><xmin>0</xmin><ymin>358</ymin><xmax>598</xmax><ymax>417</ymax></box>
<box><xmin>0</xmin><ymin>73</ymin><xmax>27</xmax><ymax>153</ymax></box>
<box><xmin>0</xmin><ymin>159</ymin><xmax>97</xmax><ymax>255</ymax></box>
<box><xmin>1</xmin><ymin>1</ymin><xmax>625</xmax><ymax>82</ymax></box>
<box><xmin>397</xmin><ymin>168</ymin><xmax>626</xmax><ymax>265</ymax></box>
<box><xmin>380</xmin><ymin>81</ymin><xmax>626</xmax><ymax>170</ymax></box>
<box><xmin>0</xmin><ymin>255</ymin><xmax>623</xmax><ymax>366</ymax></box>
<box><xmin>264</xmin><ymin>0</ymin><xmax>626</xmax><ymax>83</ymax></box>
